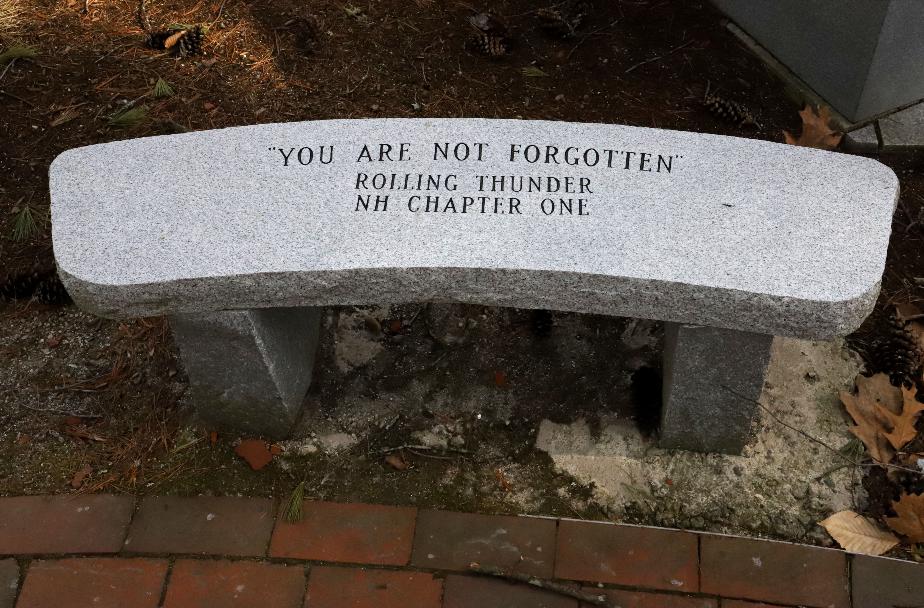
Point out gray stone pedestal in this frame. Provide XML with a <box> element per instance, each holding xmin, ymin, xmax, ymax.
<box><xmin>660</xmin><ymin>324</ymin><xmax>774</xmax><ymax>454</ymax></box>
<box><xmin>169</xmin><ymin>307</ymin><xmax>322</xmax><ymax>438</ymax></box>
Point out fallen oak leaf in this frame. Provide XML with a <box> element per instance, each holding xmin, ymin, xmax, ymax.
<box><xmin>783</xmin><ymin>105</ymin><xmax>843</xmax><ymax>150</ymax></box>
<box><xmin>839</xmin><ymin>373</ymin><xmax>900</xmax><ymax>463</ymax></box>
<box><xmin>234</xmin><ymin>439</ymin><xmax>273</xmax><ymax>470</ymax></box>
<box><xmin>877</xmin><ymin>386</ymin><xmax>924</xmax><ymax>450</ymax></box>
<box><xmin>886</xmin><ymin>492</ymin><xmax>924</xmax><ymax>543</ymax></box>
<box><xmin>819</xmin><ymin>510</ymin><xmax>899</xmax><ymax>556</ymax></box>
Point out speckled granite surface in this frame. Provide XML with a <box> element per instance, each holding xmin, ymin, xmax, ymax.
<box><xmin>50</xmin><ymin>118</ymin><xmax>898</xmax><ymax>338</ymax></box>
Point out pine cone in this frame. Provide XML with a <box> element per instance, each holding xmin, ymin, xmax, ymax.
<box><xmin>146</xmin><ymin>30</ymin><xmax>173</xmax><ymax>50</ymax></box>
<box><xmin>34</xmin><ymin>273</ymin><xmax>72</xmax><ymax>306</ymax></box>
<box><xmin>704</xmin><ymin>94</ymin><xmax>757</xmax><ymax>127</ymax></box>
<box><xmin>292</xmin><ymin>14</ymin><xmax>323</xmax><ymax>54</ymax></box>
<box><xmin>873</xmin><ymin>312</ymin><xmax>923</xmax><ymax>386</ymax></box>
<box><xmin>537</xmin><ymin>8</ymin><xmax>575</xmax><ymax>38</ymax></box>
<box><xmin>537</xmin><ymin>2</ymin><xmax>591</xmax><ymax>38</ymax></box>
<box><xmin>147</xmin><ymin>25</ymin><xmax>205</xmax><ymax>56</ymax></box>
<box><xmin>177</xmin><ymin>25</ymin><xmax>205</xmax><ymax>57</ymax></box>
<box><xmin>468</xmin><ymin>32</ymin><xmax>508</xmax><ymax>57</ymax></box>
<box><xmin>0</xmin><ymin>263</ymin><xmax>65</xmax><ymax>303</ymax></box>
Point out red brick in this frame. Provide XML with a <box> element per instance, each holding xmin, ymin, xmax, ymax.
<box><xmin>554</xmin><ymin>521</ymin><xmax>698</xmax><ymax>592</ymax></box>
<box><xmin>721</xmin><ymin>601</ymin><xmax>790</xmax><ymax>607</ymax></box>
<box><xmin>0</xmin><ymin>559</ymin><xmax>18</xmax><ymax>608</ymax></box>
<box><xmin>305</xmin><ymin>565</ymin><xmax>442</xmax><ymax>608</ymax></box>
<box><xmin>852</xmin><ymin>554</ymin><xmax>924</xmax><ymax>608</ymax></box>
<box><xmin>0</xmin><ymin>495</ymin><xmax>132</xmax><ymax>554</ymax></box>
<box><xmin>163</xmin><ymin>559</ymin><xmax>306</xmax><ymax>608</ymax></box>
<box><xmin>442</xmin><ymin>574</ymin><xmax>576</xmax><ymax>608</ymax></box>
<box><xmin>700</xmin><ymin>534</ymin><xmax>848</xmax><ymax>608</ymax></box>
<box><xmin>410</xmin><ymin>510</ymin><xmax>556</xmax><ymax>577</ymax></box>
<box><xmin>124</xmin><ymin>496</ymin><xmax>274</xmax><ymax>556</ymax></box>
<box><xmin>16</xmin><ymin>558</ymin><xmax>167</xmax><ymax>608</ymax></box>
<box><xmin>595</xmin><ymin>587</ymin><xmax>717</xmax><ymax>607</ymax></box>
<box><xmin>270</xmin><ymin>501</ymin><xmax>416</xmax><ymax>565</ymax></box>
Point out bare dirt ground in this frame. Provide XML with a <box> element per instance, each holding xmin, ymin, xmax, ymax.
<box><xmin>1</xmin><ymin>0</ymin><xmax>923</xmax><ymax>555</ymax></box>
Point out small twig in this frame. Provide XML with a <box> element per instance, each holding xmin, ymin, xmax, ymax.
<box><xmin>212</xmin><ymin>0</ymin><xmax>228</xmax><ymax>24</ymax></box>
<box><xmin>624</xmin><ymin>39</ymin><xmax>694</xmax><ymax>73</ymax></box>
<box><xmin>721</xmin><ymin>386</ymin><xmax>924</xmax><ymax>477</ymax></box>
<box><xmin>407</xmin><ymin>448</ymin><xmax>456</xmax><ymax>460</ymax></box>
<box><xmin>137</xmin><ymin>0</ymin><xmax>151</xmax><ymax>32</ymax></box>
<box><xmin>17</xmin><ymin>402</ymin><xmax>103</xmax><ymax>418</ymax></box>
<box><xmin>814</xmin><ymin>463</ymin><xmax>851</xmax><ymax>481</ymax></box>
<box><xmin>566</xmin><ymin>19</ymin><xmax>619</xmax><ymax>61</ymax></box>
<box><xmin>0</xmin><ymin>59</ymin><xmax>18</xmax><ymax>82</ymax></box>
<box><xmin>380</xmin><ymin>444</ymin><xmax>469</xmax><ymax>455</ymax></box>
<box><xmin>0</xmin><ymin>89</ymin><xmax>35</xmax><ymax>106</ymax></box>
<box><xmin>468</xmin><ymin>563</ymin><xmax>612</xmax><ymax>606</ymax></box>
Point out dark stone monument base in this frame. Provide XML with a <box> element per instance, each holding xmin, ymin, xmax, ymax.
<box><xmin>660</xmin><ymin>323</ymin><xmax>774</xmax><ymax>454</ymax></box>
<box><xmin>170</xmin><ymin>307</ymin><xmax>322</xmax><ymax>438</ymax></box>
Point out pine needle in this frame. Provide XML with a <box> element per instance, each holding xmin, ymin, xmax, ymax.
<box><xmin>152</xmin><ymin>77</ymin><xmax>174</xmax><ymax>98</ymax></box>
<box><xmin>0</xmin><ymin>3</ymin><xmax>24</xmax><ymax>40</ymax></box>
<box><xmin>283</xmin><ymin>481</ymin><xmax>306</xmax><ymax>523</ymax></box>
<box><xmin>11</xmin><ymin>205</ymin><xmax>38</xmax><ymax>242</ymax></box>
<box><xmin>108</xmin><ymin>105</ymin><xmax>148</xmax><ymax>128</ymax></box>
<box><xmin>521</xmin><ymin>66</ymin><xmax>548</xmax><ymax>78</ymax></box>
<box><xmin>0</xmin><ymin>44</ymin><xmax>36</xmax><ymax>64</ymax></box>
<box><xmin>50</xmin><ymin>108</ymin><xmax>80</xmax><ymax>127</ymax></box>
<box><xmin>342</xmin><ymin>5</ymin><xmax>364</xmax><ymax>19</ymax></box>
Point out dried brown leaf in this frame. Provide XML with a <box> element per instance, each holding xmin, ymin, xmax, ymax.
<box><xmin>495</xmin><ymin>468</ymin><xmax>512</xmax><ymax>492</ymax></box>
<box><xmin>840</xmin><ymin>373</ymin><xmax>900</xmax><ymax>463</ymax></box>
<box><xmin>819</xmin><ymin>510</ymin><xmax>899</xmax><ymax>556</ymax></box>
<box><xmin>384</xmin><ymin>452</ymin><xmax>409</xmax><ymax>470</ymax></box>
<box><xmin>783</xmin><ymin>105</ymin><xmax>842</xmax><ymax>150</ymax></box>
<box><xmin>877</xmin><ymin>387</ymin><xmax>924</xmax><ymax>450</ymax></box>
<box><xmin>886</xmin><ymin>493</ymin><xmax>924</xmax><ymax>543</ymax></box>
<box><xmin>70</xmin><ymin>464</ymin><xmax>93</xmax><ymax>489</ymax></box>
<box><xmin>234</xmin><ymin>439</ymin><xmax>273</xmax><ymax>470</ymax></box>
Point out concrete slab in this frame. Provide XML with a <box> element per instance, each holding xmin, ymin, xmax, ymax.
<box><xmin>536</xmin><ymin>337</ymin><xmax>864</xmax><ymax>542</ymax></box>
<box><xmin>843</xmin><ymin>124</ymin><xmax>880</xmax><ymax>153</ymax></box>
<box><xmin>879</xmin><ymin>100</ymin><xmax>924</xmax><ymax>150</ymax></box>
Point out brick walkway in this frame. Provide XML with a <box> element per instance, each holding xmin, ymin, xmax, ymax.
<box><xmin>0</xmin><ymin>495</ymin><xmax>920</xmax><ymax>607</ymax></box>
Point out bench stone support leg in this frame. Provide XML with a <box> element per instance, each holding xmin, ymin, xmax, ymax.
<box><xmin>659</xmin><ymin>323</ymin><xmax>774</xmax><ymax>454</ymax></box>
<box><xmin>169</xmin><ymin>307</ymin><xmax>322</xmax><ymax>439</ymax></box>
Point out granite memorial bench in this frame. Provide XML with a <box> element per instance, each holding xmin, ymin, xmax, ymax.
<box><xmin>49</xmin><ymin>118</ymin><xmax>898</xmax><ymax>453</ymax></box>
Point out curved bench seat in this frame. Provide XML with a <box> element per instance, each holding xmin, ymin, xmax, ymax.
<box><xmin>50</xmin><ymin>118</ymin><xmax>897</xmax><ymax>340</ymax></box>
